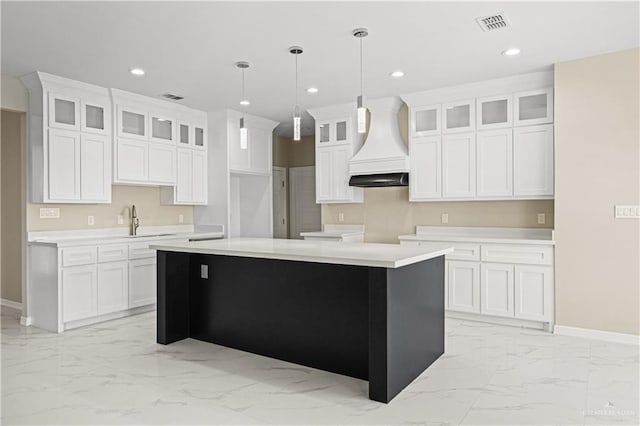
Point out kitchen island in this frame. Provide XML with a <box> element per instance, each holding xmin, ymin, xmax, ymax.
<box><xmin>150</xmin><ymin>238</ymin><xmax>453</xmax><ymax>403</ymax></box>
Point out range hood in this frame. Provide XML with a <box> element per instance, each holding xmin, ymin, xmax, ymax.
<box><xmin>348</xmin><ymin>96</ymin><xmax>409</xmax><ymax>187</ymax></box>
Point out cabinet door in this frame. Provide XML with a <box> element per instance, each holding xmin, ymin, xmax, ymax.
<box><xmin>514</xmin><ymin>88</ymin><xmax>553</xmax><ymax>126</ymax></box>
<box><xmin>62</xmin><ymin>265</ymin><xmax>98</xmax><ymax>322</ymax></box>
<box><xmin>48</xmin><ymin>129</ymin><xmax>81</xmax><ymax>201</ymax></box>
<box><xmin>148</xmin><ymin>144</ymin><xmax>176</xmax><ymax>184</ymax></box>
<box><xmin>442</xmin><ymin>100</ymin><xmax>475</xmax><ymax>133</ymax></box>
<box><xmin>117</xmin><ymin>105</ymin><xmax>148</xmax><ymax>140</ymax></box>
<box><xmin>48</xmin><ymin>93</ymin><xmax>80</xmax><ymax>131</ymax></box>
<box><xmin>317</xmin><ymin>122</ymin><xmax>332</xmax><ymax>144</ymax></box>
<box><xmin>513</xmin><ymin>125</ymin><xmax>554</xmax><ymax>196</ymax></box>
<box><xmin>191</xmin><ymin>150</ymin><xmax>207</xmax><ymax>203</ymax></box>
<box><xmin>129</xmin><ymin>258</ymin><xmax>157</xmax><ymax>308</ymax></box>
<box><xmin>249</xmin><ymin>127</ymin><xmax>271</xmax><ymax>173</ymax></box>
<box><xmin>175</xmin><ymin>148</ymin><xmax>192</xmax><ymax>203</ymax></box>
<box><xmin>81</xmin><ymin>98</ymin><xmax>109</xmax><ymax>135</ymax></box>
<box><xmin>477</xmin><ymin>129</ymin><xmax>513</xmax><ymax>197</ymax></box>
<box><xmin>116</xmin><ymin>139</ymin><xmax>148</xmax><ymax>183</ymax></box>
<box><xmin>448</xmin><ymin>261</ymin><xmax>480</xmax><ymax>313</ymax></box>
<box><xmin>331</xmin><ymin>146</ymin><xmax>352</xmax><ymax>200</ymax></box>
<box><xmin>477</xmin><ymin>94</ymin><xmax>512</xmax><ymax>130</ymax></box>
<box><xmin>442</xmin><ymin>133</ymin><xmax>476</xmax><ymax>198</ymax></box>
<box><xmin>178</xmin><ymin>123</ymin><xmax>191</xmax><ymax>147</ymax></box>
<box><xmin>514</xmin><ymin>265</ymin><xmax>553</xmax><ymax>322</ymax></box>
<box><xmin>229</xmin><ymin>122</ymin><xmax>250</xmax><ymax>170</ymax></box>
<box><xmin>150</xmin><ymin>114</ymin><xmax>175</xmax><ymax>144</ymax></box>
<box><xmin>316</xmin><ymin>148</ymin><xmax>332</xmax><ymax>202</ymax></box>
<box><xmin>193</xmin><ymin>124</ymin><xmax>206</xmax><ymax>150</ymax></box>
<box><xmin>410</xmin><ymin>136</ymin><xmax>441</xmax><ymax>200</ymax></box>
<box><xmin>411</xmin><ymin>105</ymin><xmax>441</xmax><ymax>137</ymax></box>
<box><xmin>481</xmin><ymin>263</ymin><xmax>514</xmax><ymax>317</ymax></box>
<box><xmin>97</xmin><ymin>261</ymin><xmax>128</xmax><ymax>315</ymax></box>
<box><xmin>80</xmin><ymin>133</ymin><xmax>110</xmax><ymax>202</ymax></box>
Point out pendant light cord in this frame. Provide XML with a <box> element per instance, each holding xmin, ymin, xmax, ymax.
<box><xmin>241</xmin><ymin>67</ymin><xmax>245</xmax><ymax>119</ymax></box>
<box><xmin>359</xmin><ymin>36</ymin><xmax>363</xmax><ymax>97</ymax></box>
<box><xmin>295</xmin><ymin>53</ymin><xmax>299</xmax><ymax>109</ymax></box>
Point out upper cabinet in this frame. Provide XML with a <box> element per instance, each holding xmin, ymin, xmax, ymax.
<box><xmin>514</xmin><ymin>88</ymin><xmax>553</xmax><ymax>126</ymax></box>
<box><xmin>117</xmin><ymin>105</ymin><xmax>148</xmax><ymax>140</ymax></box>
<box><xmin>308</xmin><ymin>104</ymin><xmax>364</xmax><ymax>204</ymax></box>
<box><xmin>228</xmin><ymin>116</ymin><xmax>272</xmax><ymax>174</ymax></box>
<box><xmin>22</xmin><ymin>72</ymin><xmax>112</xmax><ymax>203</ymax></box>
<box><xmin>402</xmin><ymin>71</ymin><xmax>555</xmax><ymax>202</ymax></box>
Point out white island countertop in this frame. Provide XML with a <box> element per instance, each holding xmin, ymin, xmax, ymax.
<box><xmin>150</xmin><ymin>238</ymin><xmax>454</xmax><ymax>269</ymax></box>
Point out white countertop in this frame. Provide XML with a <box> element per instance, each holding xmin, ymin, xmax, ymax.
<box><xmin>300</xmin><ymin>224</ymin><xmax>365</xmax><ymax>239</ymax></box>
<box><xmin>150</xmin><ymin>238</ymin><xmax>454</xmax><ymax>268</ymax></box>
<box><xmin>399</xmin><ymin>226</ymin><xmax>554</xmax><ymax>246</ymax></box>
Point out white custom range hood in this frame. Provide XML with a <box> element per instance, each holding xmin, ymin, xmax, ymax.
<box><xmin>348</xmin><ymin>96</ymin><xmax>409</xmax><ymax>187</ymax></box>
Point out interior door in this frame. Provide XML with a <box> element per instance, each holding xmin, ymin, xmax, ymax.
<box><xmin>289</xmin><ymin>166</ymin><xmax>321</xmax><ymax>239</ymax></box>
<box><xmin>272</xmin><ymin>167</ymin><xmax>288</xmax><ymax>239</ymax></box>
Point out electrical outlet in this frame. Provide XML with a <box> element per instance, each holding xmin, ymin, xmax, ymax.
<box><xmin>441</xmin><ymin>213</ymin><xmax>449</xmax><ymax>224</ymax></box>
<box><xmin>537</xmin><ymin>213</ymin><xmax>546</xmax><ymax>225</ymax></box>
<box><xmin>117</xmin><ymin>215</ymin><xmax>124</xmax><ymax>225</ymax></box>
<box><xmin>178</xmin><ymin>214</ymin><xmax>184</xmax><ymax>223</ymax></box>
<box><xmin>87</xmin><ymin>215</ymin><xmax>95</xmax><ymax>226</ymax></box>
<box><xmin>615</xmin><ymin>205</ymin><xmax>640</xmax><ymax>219</ymax></box>
<box><xmin>200</xmin><ymin>264</ymin><xmax>208</xmax><ymax>279</ymax></box>
<box><xmin>338</xmin><ymin>213</ymin><xmax>345</xmax><ymax>222</ymax></box>
<box><xmin>39</xmin><ymin>208</ymin><xmax>59</xmax><ymax>219</ymax></box>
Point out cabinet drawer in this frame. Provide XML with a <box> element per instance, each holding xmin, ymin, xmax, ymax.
<box><xmin>128</xmin><ymin>242</ymin><xmax>156</xmax><ymax>259</ymax></box>
<box><xmin>98</xmin><ymin>245</ymin><xmax>128</xmax><ymax>263</ymax></box>
<box><xmin>62</xmin><ymin>246</ymin><xmax>97</xmax><ymax>267</ymax></box>
<box><xmin>481</xmin><ymin>244</ymin><xmax>553</xmax><ymax>265</ymax></box>
<box><xmin>447</xmin><ymin>243</ymin><xmax>481</xmax><ymax>261</ymax></box>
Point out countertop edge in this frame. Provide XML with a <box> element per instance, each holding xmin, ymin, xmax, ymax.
<box><xmin>398</xmin><ymin>234</ymin><xmax>555</xmax><ymax>246</ymax></box>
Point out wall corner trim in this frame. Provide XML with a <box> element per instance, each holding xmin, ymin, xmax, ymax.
<box><xmin>1</xmin><ymin>298</ymin><xmax>23</xmax><ymax>311</ymax></box>
<box><xmin>554</xmin><ymin>325</ymin><xmax>640</xmax><ymax>346</ymax></box>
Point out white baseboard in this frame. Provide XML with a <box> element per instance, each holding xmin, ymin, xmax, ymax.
<box><xmin>554</xmin><ymin>325</ymin><xmax>640</xmax><ymax>346</ymax></box>
<box><xmin>446</xmin><ymin>310</ymin><xmax>550</xmax><ymax>331</ymax></box>
<box><xmin>1</xmin><ymin>298</ymin><xmax>22</xmax><ymax>311</ymax></box>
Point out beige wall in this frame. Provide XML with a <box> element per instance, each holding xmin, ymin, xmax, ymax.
<box><xmin>1</xmin><ymin>76</ymin><xmax>28</xmax><ymax>112</ymax></box>
<box><xmin>28</xmin><ymin>185</ymin><xmax>193</xmax><ymax>231</ymax></box>
<box><xmin>1</xmin><ymin>110</ymin><xmax>25</xmax><ymax>302</ymax></box>
<box><xmin>323</xmin><ymin>190</ymin><xmax>553</xmax><ymax>243</ymax></box>
<box><xmin>273</xmin><ymin>134</ymin><xmax>315</xmax><ymax>167</ymax></box>
<box><xmin>555</xmin><ymin>48</ymin><xmax>639</xmax><ymax>336</ymax></box>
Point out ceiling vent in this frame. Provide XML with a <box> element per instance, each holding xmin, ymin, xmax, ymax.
<box><xmin>476</xmin><ymin>13</ymin><xmax>511</xmax><ymax>32</ymax></box>
<box><xmin>161</xmin><ymin>93</ymin><xmax>184</xmax><ymax>101</ymax></box>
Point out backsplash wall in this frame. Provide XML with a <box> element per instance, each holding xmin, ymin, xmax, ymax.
<box><xmin>27</xmin><ymin>185</ymin><xmax>193</xmax><ymax>232</ymax></box>
<box><xmin>322</xmin><ymin>188</ymin><xmax>554</xmax><ymax>243</ymax></box>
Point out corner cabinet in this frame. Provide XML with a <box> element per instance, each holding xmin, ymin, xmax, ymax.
<box><xmin>308</xmin><ymin>105</ymin><xmax>364</xmax><ymax>204</ymax></box>
<box><xmin>22</xmin><ymin>72</ymin><xmax>112</xmax><ymax>203</ymax></box>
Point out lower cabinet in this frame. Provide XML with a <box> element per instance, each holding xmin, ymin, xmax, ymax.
<box><xmin>447</xmin><ymin>261</ymin><xmax>480</xmax><ymax>313</ymax></box>
<box><xmin>62</xmin><ymin>265</ymin><xmax>98</xmax><ymax>322</ymax></box>
<box><xmin>514</xmin><ymin>265</ymin><xmax>553</xmax><ymax>322</ymax></box>
<box><xmin>480</xmin><ymin>263</ymin><xmax>514</xmax><ymax>317</ymax></box>
<box><xmin>129</xmin><ymin>257</ymin><xmax>157</xmax><ymax>308</ymax></box>
<box><xmin>97</xmin><ymin>261</ymin><xmax>129</xmax><ymax>315</ymax></box>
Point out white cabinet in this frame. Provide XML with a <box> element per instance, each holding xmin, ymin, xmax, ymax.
<box><xmin>161</xmin><ymin>148</ymin><xmax>207</xmax><ymax>205</ymax></box>
<box><xmin>49</xmin><ymin>92</ymin><xmax>80</xmax><ymax>131</ymax></box>
<box><xmin>80</xmin><ymin>133</ymin><xmax>110</xmax><ymax>201</ymax></box>
<box><xmin>48</xmin><ymin>129</ymin><xmax>81</xmax><ymax>201</ymax></box>
<box><xmin>97</xmin><ymin>261</ymin><xmax>128</xmax><ymax>315</ymax></box>
<box><xmin>81</xmin><ymin>97</ymin><xmax>109</xmax><ymax>135</ymax></box>
<box><xmin>129</xmin><ymin>258</ymin><xmax>157</xmax><ymax>308</ymax></box>
<box><xmin>514</xmin><ymin>88</ymin><xmax>553</xmax><ymax>126</ymax></box>
<box><xmin>513</xmin><ymin>125</ymin><xmax>554</xmax><ymax>196</ymax></box>
<box><xmin>316</xmin><ymin>145</ymin><xmax>358</xmax><ymax>203</ymax></box>
<box><xmin>411</xmin><ymin>105</ymin><xmax>441</xmax><ymax>137</ymax></box>
<box><xmin>229</xmin><ymin>122</ymin><xmax>271</xmax><ymax>174</ymax></box>
<box><xmin>481</xmin><ymin>263</ymin><xmax>514</xmax><ymax>317</ymax></box>
<box><xmin>117</xmin><ymin>105</ymin><xmax>148</xmax><ymax>140</ymax></box>
<box><xmin>150</xmin><ymin>113</ymin><xmax>175</xmax><ymax>144</ymax></box>
<box><xmin>316</xmin><ymin>118</ymin><xmax>351</xmax><ymax>145</ymax></box>
<box><xmin>410</xmin><ymin>136</ymin><xmax>441</xmax><ymax>200</ymax></box>
<box><xmin>194</xmin><ymin>125</ymin><xmax>206</xmax><ymax>149</ymax></box>
<box><xmin>476</xmin><ymin>129</ymin><xmax>513</xmax><ymax>197</ymax></box>
<box><xmin>447</xmin><ymin>261</ymin><xmax>480</xmax><ymax>313</ymax></box>
<box><xmin>514</xmin><ymin>265</ymin><xmax>553</xmax><ymax>322</ymax></box>
<box><xmin>442</xmin><ymin>99</ymin><xmax>475</xmax><ymax>133</ymax></box>
<box><xmin>62</xmin><ymin>265</ymin><xmax>98</xmax><ymax>322</ymax></box>
<box><xmin>442</xmin><ymin>133</ymin><xmax>476</xmax><ymax>198</ymax></box>
<box><xmin>477</xmin><ymin>94</ymin><xmax>512</xmax><ymax>130</ymax></box>
<box><xmin>148</xmin><ymin>144</ymin><xmax>176</xmax><ymax>184</ymax></box>
<box><xmin>116</xmin><ymin>138</ymin><xmax>148</xmax><ymax>182</ymax></box>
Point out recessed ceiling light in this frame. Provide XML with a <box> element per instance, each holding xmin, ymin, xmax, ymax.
<box><xmin>239</xmin><ymin>100</ymin><xmax>250</xmax><ymax>106</ymax></box>
<box><xmin>307</xmin><ymin>87</ymin><xmax>318</xmax><ymax>94</ymax></box>
<box><xmin>129</xmin><ymin>68</ymin><xmax>145</xmax><ymax>76</ymax></box>
<box><xmin>390</xmin><ymin>71</ymin><xmax>404</xmax><ymax>78</ymax></box>
<box><xmin>502</xmin><ymin>48</ymin><xmax>521</xmax><ymax>56</ymax></box>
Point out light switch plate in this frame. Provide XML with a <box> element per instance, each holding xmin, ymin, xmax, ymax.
<box><xmin>87</xmin><ymin>215</ymin><xmax>95</xmax><ymax>226</ymax></box>
<box><xmin>537</xmin><ymin>213</ymin><xmax>546</xmax><ymax>225</ymax></box>
<box><xmin>178</xmin><ymin>214</ymin><xmax>184</xmax><ymax>223</ymax></box>
<box><xmin>39</xmin><ymin>207</ymin><xmax>59</xmax><ymax>219</ymax></box>
<box><xmin>441</xmin><ymin>213</ymin><xmax>449</xmax><ymax>224</ymax></box>
<box><xmin>338</xmin><ymin>213</ymin><xmax>345</xmax><ymax>222</ymax></box>
<box><xmin>615</xmin><ymin>205</ymin><xmax>640</xmax><ymax>219</ymax></box>
<box><xmin>200</xmin><ymin>264</ymin><xmax>208</xmax><ymax>279</ymax></box>
<box><xmin>117</xmin><ymin>215</ymin><xmax>124</xmax><ymax>225</ymax></box>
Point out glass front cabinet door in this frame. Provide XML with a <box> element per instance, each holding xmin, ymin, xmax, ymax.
<box><xmin>81</xmin><ymin>98</ymin><xmax>109</xmax><ymax>135</ymax></box>
<box><xmin>49</xmin><ymin>93</ymin><xmax>80</xmax><ymax>131</ymax></box>
<box><xmin>150</xmin><ymin>114</ymin><xmax>175</xmax><ymax>143</ymax></box>
<box><xmin>194</xmin><ymin>125</ymin><xmax>205</xmax><ymax>149</ymax></box>
<box><xmin>442</xmin><ymin>99</ymin><xmax>475</xmax><ymax>133</ymax></box>
<box><xmin>476</xmin><ymin>94</ymin><xmax>512</xmax><ymax>130</ymax></box>
<box><xmin>178</xmin><ymin>123</ymin><xmax>191</xmax><ymax>146</ymax></box>
<box><xmin>117</xmin><ymin>105</ymin><xmax>148</xmax><ymax>140</ymax></box>
<box><xmin>411</xmin><ymin>105</ymin><xmax>441</xmax><ymax>137</ymax></box>
<box><xmin>514</xmin><ymin>88</ymin><xmax>554</xmax><ymax>126</ymax></box>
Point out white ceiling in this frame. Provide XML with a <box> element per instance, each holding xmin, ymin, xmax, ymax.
<box><xmin>2</xmin><ymin>1</ymin><xmax>638</xmax><ymax>136</ymax></box>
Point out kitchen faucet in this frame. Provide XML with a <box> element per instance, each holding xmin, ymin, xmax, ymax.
<box><xmin>131</xmin><ymin>205</ymin><xmax>140</xmax><ymax>236</ymax></box>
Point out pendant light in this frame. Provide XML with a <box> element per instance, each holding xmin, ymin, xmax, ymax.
<box><xmin>289</xmin><ymin>46</ymin><xmax>303</xmax><ymax>141</ymax></box>
<box><xmin>236</xmin><ymin>61</ymin><xmax>250</xmax><ymax>149</ymax></box>
<box><xmin>353</xmin><ymin>28</ymin><xmax>368</xmax><ymax>134</ymax></box>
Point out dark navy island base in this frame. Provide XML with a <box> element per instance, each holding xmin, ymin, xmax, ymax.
<box><xmin>156</xmin><ymin>251</ymin><xmax>445</xmax><ymax>403</ymax></box>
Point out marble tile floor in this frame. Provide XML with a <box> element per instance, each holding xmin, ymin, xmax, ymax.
<box><xmin>1</xmin><ymin>306</ymin><xmax>638</xmax><ymax>425</ymax></box>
